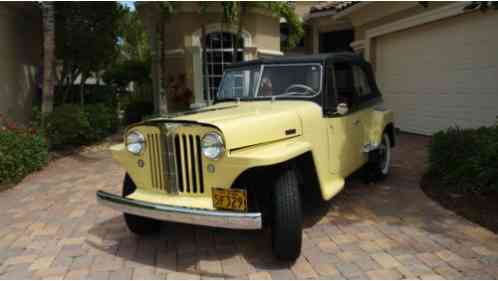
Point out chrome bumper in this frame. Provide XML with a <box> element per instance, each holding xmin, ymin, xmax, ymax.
<box><xmin>96</xmin><ymin>191</ymin><xmax>262</xmax><ymax>230</ymax></box>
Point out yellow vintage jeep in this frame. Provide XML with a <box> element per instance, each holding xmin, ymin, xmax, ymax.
<box><xmin>97</xmin><ymin>53</ymin><xmax>395</xmax><ymax>260</ymax></box>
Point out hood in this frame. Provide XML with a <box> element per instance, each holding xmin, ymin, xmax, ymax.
<box><xmin>145</xmin><ymin>101</ymin><xmax>316</xmax><ymax>150</ymax></box>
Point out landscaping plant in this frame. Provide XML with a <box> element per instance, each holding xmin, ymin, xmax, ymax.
<box><xmin>44</xmin><ymin>103</ymin><xmax>118</xmax><ymax>147</ymax></box>
<box><xmin>44</xmin><ymin>104</ymin><xmax>92</xmax><ymax>147</ymax></box>
<box><xmin>428</xmin><ymin>121</ymin><xmax>498</xmax><ymax>193</ymax></box>
<box><xmin>0</xmin><ymin>115</ymin><xmax>48</xmax><ymax>183</ymax></box>
<box><xmin>84</xmin><ymin>103</ymin><xmax>118</xmax><ymax>141</ymax></box>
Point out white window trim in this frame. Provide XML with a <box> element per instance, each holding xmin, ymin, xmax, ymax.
<box><xmin>257</xmin><ymin>49</ymin><xmax>284</xmax><ymax>56</ymax></box>
<box><xmin>191</xmin><ymin>23</ymin><xmax>253</xmax><ymax>48</ymax></box>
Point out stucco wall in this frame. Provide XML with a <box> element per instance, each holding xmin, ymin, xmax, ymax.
<box><xmin>161</xmin><ymin>8</ymin><xmax>280</xmax><ymax>52</ymax></box>
<box><xmin>0</xmin><ymin>4</ymin><xmax>41</xmax><ymax>125</ymax></box>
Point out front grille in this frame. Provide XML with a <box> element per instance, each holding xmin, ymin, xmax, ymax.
<box><xmin>174</xmin><ymin>134</ymin><xmax>204</xmax><ymax>194</ymax></box>
<box><xmin>146</xmin><ymin>126</ymin><xmax>205</xmax><ymax>195</ymax></box>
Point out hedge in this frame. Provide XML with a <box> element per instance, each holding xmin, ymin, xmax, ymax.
<box><xmin>428</xmin><ymin>123</ymin><xmax>498</xmax><ymax>193</ymax></box>
<box><xmin>0</xmin><ymin>128</ymin><xmax>48</xmax><ymax>183</ymax></box>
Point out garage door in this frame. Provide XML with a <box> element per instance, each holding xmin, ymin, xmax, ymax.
<box><xmin>375</xmin><ymin>11</ymin><xmax>498</xmax><ymax>135</ymax></box>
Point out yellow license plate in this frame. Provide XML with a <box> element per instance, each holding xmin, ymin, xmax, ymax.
<box><xmin>212</xmin><ymin>188</ymin><xmax>247</xmax><ymax>212</ymax></box>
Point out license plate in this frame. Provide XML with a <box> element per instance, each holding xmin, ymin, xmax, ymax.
<box><xmin>212</xmin><ymin>188</ymin><xmax>247</xmax><ymax>212</ymax></box>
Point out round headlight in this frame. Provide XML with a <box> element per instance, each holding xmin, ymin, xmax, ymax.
<box><xmin>126</xmin><ymin>131</ymin><xmax>145</xmax><ymax>155</ymax></box>
<box><xmin>201</xmin><ymin>132</ymin><xmax>225</xmax><ymax>160</ymax></box>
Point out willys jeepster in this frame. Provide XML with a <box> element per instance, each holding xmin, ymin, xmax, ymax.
<box><xmin>97</xmin><ymin>53</ymin><xmax>395</xmax><ymax>260</ymax></box>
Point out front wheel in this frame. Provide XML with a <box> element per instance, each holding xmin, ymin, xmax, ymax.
<box><xmin>122</xmin><ymin>174</ymin><xmax>161</xmax><ymax>235</ymax></box>
<box><xmin>271</xmin><ymin>167</ymin><xmax>303</xmax><ymax>261</ymax></box>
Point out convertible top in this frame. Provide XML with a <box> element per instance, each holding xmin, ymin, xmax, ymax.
<box><xmin>226</xmin><ymin>52</ymin><xmax>365</xmax><ymax>69</ymax></box>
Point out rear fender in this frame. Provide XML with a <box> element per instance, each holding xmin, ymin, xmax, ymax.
<box><xmin>367</xmin><ymin>108</ymin><xmax>395</xmax><ymax>147</ymax></box>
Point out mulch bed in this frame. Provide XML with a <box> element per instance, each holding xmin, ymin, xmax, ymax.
<box><xmin>421</xmin><ymin>174</ymin><xmax>498</xmax><ymax>234</ymax></box>
<box><xmin>0</xmin><ymin>182</ymin><xmax>15</xmax><ymax>193</ymax></box>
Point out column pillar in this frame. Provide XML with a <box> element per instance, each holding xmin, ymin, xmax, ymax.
<box><xmin>312</xmin><ymin>24</ymin><xmax>319</xmax><ymax>54</ymax></box>
<box><xmin>188</xmin><ymin>46</ymin><xmax>206</xmax><ymax>109</ymax></box>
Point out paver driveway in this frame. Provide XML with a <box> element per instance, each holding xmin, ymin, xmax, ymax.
<box><xmin>1</xmin><ymin>134</ymin><xmax>498</xmax><ymax>280</ymax></box>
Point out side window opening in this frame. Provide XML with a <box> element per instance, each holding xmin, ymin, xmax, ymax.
<box><xmin>333</xmin><ymin>62</ymin><xmax>355</xmax><ymax>108</ymax></box>
<box><xmin>352</xmin><ymin>65</ymin><xmax>372</xmax><ymax>98</ymax></box>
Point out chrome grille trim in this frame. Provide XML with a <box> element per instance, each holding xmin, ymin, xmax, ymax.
<box><xmin>163</xmin><ymin>124</ymin><xmax>179</xmax><ymax>194</ymax></box>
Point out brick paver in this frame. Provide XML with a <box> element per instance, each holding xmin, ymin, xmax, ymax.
<box><xmin>1</xmin><ymin>133</ymin><xmax>498</xmax><ymax>279</ymax></box>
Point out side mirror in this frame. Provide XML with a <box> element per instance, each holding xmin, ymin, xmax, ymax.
<box><xmin>337</xmin><ymin>103</ymin><xmax>349</xmax><ymax>115</ymax></box>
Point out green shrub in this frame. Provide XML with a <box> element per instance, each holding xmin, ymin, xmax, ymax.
<box><xmin>44</xmin><ymin>103</ymin><xmax>119</xmax><ymax>147</ymax></box>
<box><xmin>0</xmin><ymin>128</ymin><xmax>48</xmax><ymax>183</ymax></box>
<box><xmin>84</xmin><ymin>103</ymin><xmax>117</xmax><ymax>141</ymax></box>
<box><xmin>428</xmin><ymin>123</ymin><xmax>498</xmax><ymax>193</ymax></box>
<box><xmin>44</xmin><ymin>104</ymin><xmax>91</xmax><ymax>147</ymax></box>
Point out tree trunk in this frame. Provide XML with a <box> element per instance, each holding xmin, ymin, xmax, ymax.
<box><xmin>158</xmin><ymin>14</ymin><xmax>167</xmax><ymax>114</ymax></box>
<box><xmin>151</xmin><ymin>22</ymin><xmax>162</xmax><ymax>115</ymax></box>
<box><xmin>79</xmin><ymin>74</ymin><xmax>88</xmax><ymax>105</ymax></box>
<box><xmin>41</xmin><ymin>2</ymin><xmax>55</xmax><ymax>125</ymax></box>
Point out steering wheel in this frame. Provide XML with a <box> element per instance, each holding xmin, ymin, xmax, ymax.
<box><xmin>280</xmin><ymin>84</ymin><xmax>317</xmax><ymax>97</ymax></box>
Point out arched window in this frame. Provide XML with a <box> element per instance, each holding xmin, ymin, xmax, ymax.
<box><xmin>204</xmin><ymin>32</ymin><xmax>244</xmax><ymax>99</ymax></box>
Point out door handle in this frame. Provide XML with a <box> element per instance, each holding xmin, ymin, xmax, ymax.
<box><xmin>353</xmin><ymin>120</ymin><xmax>361</xmax><ymax>126</ymax></box>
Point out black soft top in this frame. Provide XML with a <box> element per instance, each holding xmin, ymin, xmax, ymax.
<box><xmin>226</xmin><ymin>52</ymin><xmax>364</xmax><ymax>69</ymax></box>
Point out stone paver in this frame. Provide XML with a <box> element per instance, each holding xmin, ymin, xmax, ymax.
<box><xmin>1</xmin><ymin>133</ymin><xmax>498</xmax><ymax>279</ymax></box>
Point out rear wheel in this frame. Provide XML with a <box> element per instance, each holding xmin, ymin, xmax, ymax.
<box><xmin>122</xmin><ymin>174</ymin><xmax>161</xmax><ymax>235</ymax></box>
<box><xmin>271</xmin><ymin>167</ymin><xmax>303</xmax><ymax>261</ymax></box>
<box><xmin>367</xmin><ymin>132</ymin><xmax>392</xmax><ymax>181</ymax></box>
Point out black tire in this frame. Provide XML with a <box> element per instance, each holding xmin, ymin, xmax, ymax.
<box><xmin>366</xmin><ymin>132</ymin><xmax>392</xmax><ymax>182</ymax></box>
<box><xmin>271</xmin><ymin>167</ymin><xmax>303</xmax><ymax>261</ymax></box>
<box><xmin>122</xmin><ymin>174</ymin><xmax>161</xmax><ymax>235</ymax></box>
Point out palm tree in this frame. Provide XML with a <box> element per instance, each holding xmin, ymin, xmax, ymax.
<box><xmin>41</xmin><ymin>2</ymin><xmax>55</xmax><ymax>125</ymax></box>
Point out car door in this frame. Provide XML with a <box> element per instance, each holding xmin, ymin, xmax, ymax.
<box><xmin>326</xmin><ymin>61</ymin><xmax>365</xmax><ymax>177</ymax></box>
<box><xmin>351</xmin><ymin>62</ymin><xmax>384</xmax><ymax>154</ymax></box>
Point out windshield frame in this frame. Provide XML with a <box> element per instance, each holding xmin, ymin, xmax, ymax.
<box><xmin>215</xmin><ymin>62</ymin><xmax>323</xmax><ymax>101</ymax></box>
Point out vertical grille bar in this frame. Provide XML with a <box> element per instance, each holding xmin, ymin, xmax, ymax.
<box><xmin>189</xmin><ymin>135</ymin><xmax>197</xmax><ymax>193</ymax></box>
<box><xmin>156</xmin><ymin>134</ymin><xmax>166</xmax><ymax>191</ymax></box>
<box><xmin>174</xmin><ymin>135</ymin><xmax>184</xmax><ymax>192</ymax></box>
<box><xmin>147</xmin><ymin>134</ymin><xmax>157</xmax><ymax>189</ymax></box>
<box><xmin>182</xmin><ymin>135</ymin><xmax>191</xmax><ymax>193</ymax></box>
<box><xmin>179</xmin><ymin>135</ymin><xmax>188</xmax><ymax>192</ymax></box>
<box><xmin>147</xmin><ymin>134</ymin><xmax>153</xmax><ymax>188</ymax></box>
<box><xmin>196</xmin><ymin>136</ymin><xmax>204</xmax><ymax>193</ymax></box>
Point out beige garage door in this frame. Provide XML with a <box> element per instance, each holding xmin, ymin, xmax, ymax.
<box><xmin>375</xmin><ymin>11</ymin><xmax>498</xmax><ymax>135</ymax></box>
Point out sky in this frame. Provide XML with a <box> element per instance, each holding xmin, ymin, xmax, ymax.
<box><xmin>120</xmin><ymin>1</ymin><xmax>135</xmax><ymax>11</ymax></box>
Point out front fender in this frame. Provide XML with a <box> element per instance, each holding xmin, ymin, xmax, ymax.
<box><xmin>227</xmin><ymin>137</ymin><xmax>312</xmax><ymax>167</ymax></box>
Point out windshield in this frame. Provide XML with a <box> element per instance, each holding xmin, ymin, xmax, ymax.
<box><xmin>216</xmin><ymin>64</ymin><xmax>322</xmax><ymax>100</ymax></box>
<box><xmin>217</xmin><ymin>66</ymin><xmax>260</xmax><ymax>99</ymax></box>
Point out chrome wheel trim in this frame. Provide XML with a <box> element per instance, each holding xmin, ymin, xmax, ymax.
<box><xmin>379</xmin><ymin>134</ymin><xmax>391</xmax><ymax>175</ymax></box>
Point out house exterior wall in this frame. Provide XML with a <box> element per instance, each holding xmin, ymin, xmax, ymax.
<box><xmin>0</xmin><ymin>4</ymin><xmax>41</xmax><ymax>125</ymax></box>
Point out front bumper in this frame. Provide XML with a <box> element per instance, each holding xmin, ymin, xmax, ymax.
<box><xmin>96</xmin><ymin>191</ymin><xmax>262</xmax><ymax>230</ymax></box>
